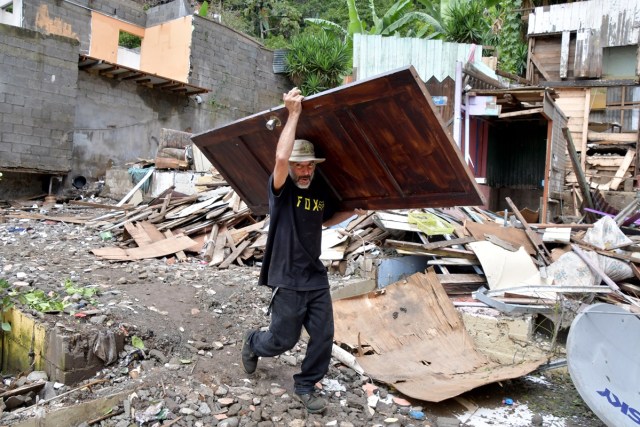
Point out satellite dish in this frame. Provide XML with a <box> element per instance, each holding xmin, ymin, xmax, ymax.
<box><xmin>567</xmin><ymin>303</ymin><xmax>640</xmax><ymax>427</ymax></box>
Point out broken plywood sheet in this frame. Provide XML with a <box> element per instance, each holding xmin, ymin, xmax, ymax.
<box><xmin>468</xmin><ymin>241</ymin><xmax>553</xmax><ymax>298</ymax></box>
<box><xmin>332</xmin><ymin>270</ymin><xmax>546</xmax><ymax>402</ymax></box>
<box><xmin>91</xmin><ymin>236</ymin><xmax>197</xmax><ymax>261</ymax></box>
<box><xmin>465</xmin><ymin>221</ymin><xmax>535</xmax><ymax>255</ymax></box>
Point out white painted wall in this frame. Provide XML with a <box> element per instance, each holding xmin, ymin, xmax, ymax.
<box><xmin>0</xmin><ymin>0</ymin><xmax>22</xmax><ymax>27</ymax></box>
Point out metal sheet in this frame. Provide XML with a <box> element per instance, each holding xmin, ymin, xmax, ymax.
<box><xmin>191</xmin><ymin>66</ymin><xmax>484</xmax><ymax>215</ymax></box>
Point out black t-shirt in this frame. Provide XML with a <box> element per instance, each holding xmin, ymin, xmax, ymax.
<box><xmin>258</xmin><ymin>174</ymin><xmax>336</xmax><ymax>290</ymax></box>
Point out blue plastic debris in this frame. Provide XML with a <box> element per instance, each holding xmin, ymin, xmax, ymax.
<box><xmin>409</xmin><ymin>410</ymin><xmax>426</xmax><ymax>420</ymax></box>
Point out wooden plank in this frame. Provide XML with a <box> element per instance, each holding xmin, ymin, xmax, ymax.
<box><xmin>581</xmin><ymin>88</ymin><xmax>590</xmax><ymax>167</ymax></box>
<box><xmin>609</xmin><ymin>149</ymin><xmax>636</xmax><ymax>190</ymax></box>
<box><xmin>91</xmin><ymin>236</ymin><xmax>197</xmax><ymax>261</ymax></box>
<box><xmin>124</xmin><ymin>222</ymin><xmax>153</xmax><ymax>247</ymax></box>
<box><xmin>117</xmin><ymin>167</ymin><xmax>154</xmax><ymax>207</ymax></box>
<box><xmin>587</xmin><ymin>157</ymin><xmax>625</xmax><ymax>167</ymax></box>
<box><xmin>416</xmin><ymin>236</ymin><xmax>476</xmax><ymax>250</ymax></box>
<box><xmin>164</xmin><ymin>230</ymin><xmax>187</xmax><ymax>262</ymax></box>
<box><xmin>529</xmin><ymin>53</ymin><xmax>552</xmax><ymax>81</ymax></box>
<box><xmin>139</xmin><ymin>221</ymin><xmax>166</xmax><ymax>243</ymax></box>
<box><xmin>209</xmin><ymin>225</ymin><xmax>228</xmax><ymax>266</ymax></box>
<box><xmin>229</xmin><ymin>219</ymin><xmax>266</xmax><ymax>243</ymax></box>
<box><xmin>154</xmin><ymin>157</ymin><xmax>188</xmax><ymax>170</ymax></box>
<box><xmin>484</xmin><ymin>234</ymin><xmax>519</xmax><ymax>252</ymax></box>
<box><xmin>574</xmin><ymin>28</ymin><xmax>590</xmax><ymax>78</ymax></box>
<box><xmin>560</xmin><ymin>31</ymin><xmax>570</xmax><ymax>79</ymax></box>
<box><xmin>465</xmin><ymin>221</ymin><xmax>534</xmax><ymax>255</ymax></box>
<box><xmin>505</xmin><ymin>197</ymin><xmax>552</xmax><ymax>265</ymax></box>
<box><xmin>7</xmin><ymin>213</ymin><xmax>88</xmax><ymax>224</ymax></box>
<box><xmin>346</xmin><ymin>212</ymin><xmax>374</xmax><ymax>232</ymax></box>
<box><xmin>498</xmin><ymin>107</ymin><xmax>543</xmax><ymax>119</ymax></box>
<box><xmin>202</xmin><ymin>224</ymin><xmax>219</xmax><ymax>262</ymax></box>
<box><xmin>69</xmin><ymin>200</ymin><xmax>133</xmax><ymax>210</ymax></box>
<box><xmin>435</xmin><ymin>274</ymin><xmax>486</xmax><ymax>285</ymax></box>
<box><xmin>387</xmin><ymin>239</ymin><xmax>477</xmax><ymax>259</ymax></box>
<box><xmin>587</xmin><ymin>131</ymin><xmax>638</xmax><ymax>143</ymax></box>
<box><xmin>563</xmin><ymin>127</ymin><xmax>595</xmax><ymax>219</ymax></box>
<box><xmin>218</xmin><ymin>240</ymin><xmax>252</xmax><ymax>269</ymax></box>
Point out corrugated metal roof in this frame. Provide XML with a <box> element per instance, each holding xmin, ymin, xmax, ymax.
<box><xmin>353</xmin><ymin>34</ymin><xmax>483</xmax><ymax>82</ymax></box>
<box><xmin>527</xmin><ymin>0</ymin><xmax>640</xmax><ymax>47</ymax></box>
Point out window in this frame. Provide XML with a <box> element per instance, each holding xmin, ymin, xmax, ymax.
<box><xmin>589</xmin><ymin>86</ymin><xmax>640</xmax><ymax>132</ymax></box>
<box><xmin>118</xmin><ymin>31</ymin><xmax>142</xmax><ymax>50</ymax></box>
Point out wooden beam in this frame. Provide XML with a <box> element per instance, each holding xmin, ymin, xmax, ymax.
<box><xmin>69</xmin><ymin>200</ymin><xmax>132</xmax><ymax>210</ymax></box>
<box><xmin>560</xmin><ymin>31</ymin><xmax>570</xmax><ymax>79</ymax></box>
<box><xmin>116</xmin><ymin>167</ymin><xmax>154</xmax><ymax>207</ymax></box>
<box><xmin>218</xmin><ymin>240</ymin><xmax>252</xmax><ymax>269</ymax></box>
<box><xmin>581</xmin><ymin>88</ymin><xmax>590</xmax><ymax>168</ymax></box>
<box><xmin>494</xmin><ymin>69</ymin><xmax>529</xmax><ymax>85</ymax></box>
<box><xmin>498</xmin><ymin>107</ymin><xmax>543</xmax><ymax>119</ymax></box>
<box><xmin>587</xmin><ymin>131</ymin><xmax>638</xmax><ymax>143</ymax></box>
<box><xmin>563</xmin><ymin>127</ymin><xmax>595</xmax><ymax>219</ymax></box>
<box><xmin>609</xmin><ymin>149</ymin><xmax>636</xmax><ymax>190</ymax></box>
<box><xmin>529</xmin><ymin>53</ymin><xmax>552</xmax><ymax>81</ymax></box>
<box><xmin>505</xmin><ymin>197</ymin><xmax>552</xmax><ymax>265</ymax></box>
<box><xmin>538</xmin><ymin>79</ymin><xmax>640</xmax><ymax>88</ymax></box>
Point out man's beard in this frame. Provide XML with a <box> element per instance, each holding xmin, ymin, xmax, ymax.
<box><xmin>289</xmin><ymin>169</ymin><xmax>314</xmax><ymax>189</ymax></box>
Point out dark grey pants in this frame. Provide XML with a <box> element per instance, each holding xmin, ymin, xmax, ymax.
<box><xmin>248</xmin><ymin>287</ymin><xmax>334</xmax><ymax>394</ymax></box>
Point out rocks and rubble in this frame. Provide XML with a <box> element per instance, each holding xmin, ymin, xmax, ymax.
<box><xmin>1</xmin><ymin>191</ymin><xmax>632</xmax><ymax>426</ymax></box>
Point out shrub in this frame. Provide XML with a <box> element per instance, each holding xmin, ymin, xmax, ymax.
<box><xmin>285</xmin><ymin>31</ymin><xmax>350</xmax><ymax>96</ymax></box>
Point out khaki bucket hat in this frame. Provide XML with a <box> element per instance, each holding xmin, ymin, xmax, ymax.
<box><xmin>289</xmin><ymin>139</ymin><xmax>325</xmax><ymax>163</ymax></box>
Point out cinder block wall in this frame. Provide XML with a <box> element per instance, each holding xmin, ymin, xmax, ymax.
<box><xmin>189</xmin><ymin>15</ymin><xmax>291</xmax><ymax>129</ymax></box>
<box><xmin>0</xmin><ymin>24</ymin><xmax>79</xmax><ymax>174</ymax></box>
<box><xmin>146</xmin><ymin>0</ymin><xmax>192</xmax><ymax>26</ymax></box>
<box><xmin>2</xmin><ymin>0</ymin><xmax>291</xmax><ymax>196</ymax></box>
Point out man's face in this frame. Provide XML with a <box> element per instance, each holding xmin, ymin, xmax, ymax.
<box><xmin>289</xmin><ymin>161</ymin><xmax>316</xmax><ymax>189</ymax></box>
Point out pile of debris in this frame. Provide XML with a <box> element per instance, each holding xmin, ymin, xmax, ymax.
<box><xmin>7</xmin><ymin>186</ymin><xmax>640</xmax><ymax>313</ymax></box>
<box><xmin>3</xmin><ymin>183</ymin><xmax>640</xmax><ymax>426</ymax></box>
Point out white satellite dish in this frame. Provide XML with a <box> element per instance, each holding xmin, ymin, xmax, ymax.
<box><xmin>567</xmin><ymin>303</ymin><xmax>640</xmax><ymax>427</ymax></box>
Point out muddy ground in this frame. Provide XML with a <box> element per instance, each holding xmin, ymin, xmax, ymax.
<box><xmin>0</xmin><ymin>204</ymin><xmax>605</xmax><ymax>426</ymax></box>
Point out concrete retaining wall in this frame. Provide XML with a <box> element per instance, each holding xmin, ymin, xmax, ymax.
<box><xmin>2</xmin><ymin>308</ymin><xmax>124</xmax><ymax>384</ymax></box>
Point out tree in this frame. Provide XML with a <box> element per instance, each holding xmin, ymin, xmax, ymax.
<box><xmin>305</xmin><ymin>0</ymin><xmax>443</xmax><ymax>53</ymax></box>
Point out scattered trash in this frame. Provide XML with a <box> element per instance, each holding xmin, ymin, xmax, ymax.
<box><xmin>409</xmin><ymin>409</ymin><xmax>426</xmax><ymax>420</ymax></box>
<box><xmin>99</xmin><ymin>231</ymin><xmax>112</xmax><ymax>241</ymax></box>
<box><xmin>503</xmin><ymin>398</ymin><xmax>514</xmax><ymax>405</ymax></box>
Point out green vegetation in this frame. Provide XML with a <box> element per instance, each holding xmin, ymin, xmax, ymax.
<box><xmin>199</xmin><ymin>0</ymin><xmax>209</xmax><ymax>17</ymax></box>
<box><xmin>442</xmin><ymin>0</ymin><xmax>489</xmax><ymax>44</ymax></box>
<box><xmin>204</xmin><ymin>0</ymin><xmax>533</xmax><ymax>84</ymax></box>
<box><xmin>0</xmin><ymin>279</ymin><xmax>14</xmax><ymax>332</ymax></box>
<box><xmin>0</xmin><ymin>278</ymin><xmax>99</xmax><ymax>322</ymax></box>
<box><xmin>118</xmin><ymin>31</ymin><xmax>142</xmax><ymax>49</ymax></box>
<box><xmin>286</xmin><ymin>31</ymin><xmax>350</xmax><ymax>95</ymax></box>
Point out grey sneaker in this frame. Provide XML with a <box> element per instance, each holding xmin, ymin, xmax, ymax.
<box><xmin>241</xmin><ymin>330</ymin><xmax>258</xmax><ymax>374</ymax></box>
<box><xmin>295</xmin><ymin>391</ymin><xmax>327</xmax><ymax>414</ymax></box>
